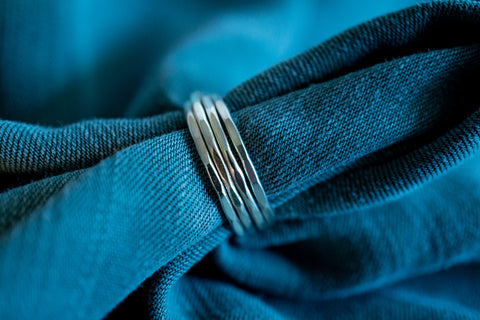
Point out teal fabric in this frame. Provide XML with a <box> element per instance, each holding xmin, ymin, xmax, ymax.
<box><xmin>1</xmin><ymin>0</ymin><xmax>480</xmax><ymax>319</ymax></box>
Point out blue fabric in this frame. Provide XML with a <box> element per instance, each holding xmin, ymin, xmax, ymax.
<box><xmin>1</xmin><ymin>0</ymin><xmax>480</xmax><ymax>319</ymax></box>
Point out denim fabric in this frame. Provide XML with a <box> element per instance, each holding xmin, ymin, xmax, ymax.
<box><xmin>1</xmin><ymin>0</ymin><xmax>480</xmax><ymax>319</ymax></box>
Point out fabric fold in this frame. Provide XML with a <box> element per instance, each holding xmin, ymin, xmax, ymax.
<box><xmin>0</xmin><ymin>1</ymin><xmax>479</xmax><ymax>319</ymax></box>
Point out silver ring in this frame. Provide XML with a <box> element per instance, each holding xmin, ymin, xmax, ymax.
<box><xmin>211</xmin><ymin>94</ymin><xmax>274</xmax><ymax>224</ymax></box>
<box><xmin>201</xmin><ymin>95</ymin><xmax>266</xmax><ymax>229</ymax></box>
<box><xmin>185</xmin><ymin>105</ymin><xmax>245</xmax><ymax>235</ymax></box>
<box><xmin>185</xmin><ymin>92</ymin><xmax>274</xmax><ymax>235</ymax></box>
<box><xmin>190</xmin><ymin>94</ymin><xmax>253</xmax><ymax>231</ymax></box>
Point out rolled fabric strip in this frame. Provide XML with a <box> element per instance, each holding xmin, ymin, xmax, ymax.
<box><xmin>185</xmin><ymin>92</ymin><xmax>274</xmax><ymax>235</ymax></box>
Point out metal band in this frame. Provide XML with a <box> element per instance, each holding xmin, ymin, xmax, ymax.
<box><xmin>184</xmin><ymin>105</ymin><xmax>245</xmax><ymax>235</ymax></box>
<box><xmin>211</xmin><ymin>94</ymin><xmax>274</xmax><ymax>224</ymax></box>
<box><xmin>190</xmin><ymin>94</ymin><xmax>253</xmax><ymax>231</ymax></box>
<box><xmin>201</xmin><ymin>95</ymin><xmax>266</xmax><ymax>229</ymax></box>
<box><xmin>185</xmin><ymin>92</ymin><xmax>274</xmax><ymax>235</ymax></box>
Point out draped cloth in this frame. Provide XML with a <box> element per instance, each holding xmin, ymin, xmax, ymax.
<box><xmin>1</xmin><ymin>1</ymin><xmax>480</xmax><ymax>319</ymax></box>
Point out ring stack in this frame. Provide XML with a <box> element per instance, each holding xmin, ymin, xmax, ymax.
<box><xmin>185</xmin><ymin>92</ymin><xmax>274</xmax><ymax>236</ymax></box>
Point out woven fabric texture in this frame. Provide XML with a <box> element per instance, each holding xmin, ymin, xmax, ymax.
<box><xmin>1</xmin><ymin>1</ymin><xmax>480</xmax><ymax>319</ymax></box>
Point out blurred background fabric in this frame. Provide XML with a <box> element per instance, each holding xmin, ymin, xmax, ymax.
<box><xmin>2</xmin><ymin>0</ymin><xmax>480</xmax><ymax>320</ymax></box>
<box><xmin>0</xmin><ymin>0</ymin><xmax>417</xmax><ymax>124</ymax></box>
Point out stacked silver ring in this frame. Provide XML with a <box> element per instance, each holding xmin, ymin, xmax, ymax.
<box><xmin>185</xmin><ymin>92</ymin><xmax>274</xmax><ymax>235</ymax></box>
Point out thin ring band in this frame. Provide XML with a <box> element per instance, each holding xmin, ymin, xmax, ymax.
<box><xmin>190</xmin><ymin>94</ymin><xmax>253</xmax><ymax>230</ymax></box>
<box><xmin>184</xmin><ymin>104</ymin><xmax>245</xmax><ymax>235</ymax></box>
<box><xmin>211</xmin><ymin>94</ymin><xmax>274</xmax><ymax>224</ymax></box>
<box><xmin>185</xmin><ymin>92</ymin><xmax>274</xmax><ymax>235</ymax></box>
<box><xmin>200</xmin><ymin>95</ymin><xmax>266</xmax><ymax>229</ymax></box>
